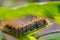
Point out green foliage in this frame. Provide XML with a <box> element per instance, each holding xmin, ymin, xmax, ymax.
<box><xmin>54</xmin><ymin>16</ymin><xmax>60</xmax><ymax>25</ymax></box>
<box><xmin>38</xmin><ymin>33</ymin><xmax>60</xmax><ymax>40</ymax></box>
<box><xmin>42</xmin><ymin>2</ymin><xmax>60</xmax><ymax>18</ymax></box>
<box><xmin>17</xmin><ymin>3</ymin><xmax>43</xmax><ymax>16</ymax></box>
<box><xmin>0</xmin><ymin>7</ymin><xmax>9</xmax><ymax>18</ymax></box>
<box><xmin>0</xmin><ymin>2</ymin><xmax>60</xmax><ymax>24</ymax></box>
<box><xmin>40</xmin><ymin>2</ymin><xmax>60</xmax><ymax>24</ymax></box>
<box><xmin>0</xmin><ymin>2</ymin><xmax>60</xmax><ymax>40</ymax></box>
<box><xmin>0</xmin><ymin>31</ymin><xmax>6</xmax><ymax>40</ymax></box>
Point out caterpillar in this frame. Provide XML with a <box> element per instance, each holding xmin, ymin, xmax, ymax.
<box><xmin>2</xmin><ymin>15</ymin><xmax>48</xmax><ymax>38</ymax></box>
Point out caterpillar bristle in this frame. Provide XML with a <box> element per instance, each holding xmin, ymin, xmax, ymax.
<box><xmin>3</xmin><ymin>15</ymin><xmax>48</xmax><ymax>36</ymax></box>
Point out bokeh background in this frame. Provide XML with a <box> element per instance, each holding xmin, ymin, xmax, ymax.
<box><xmin>0</xmin><ymin>0</ymin><xmax>60</xmax><ymax>40</ymax></box>
<box><xmin>0</xmin><ymin>0</ymin><xmax>60</xmax><ymax>7</ymax></box>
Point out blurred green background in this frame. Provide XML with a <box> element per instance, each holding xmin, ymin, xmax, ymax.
<box><xmin>0</xmin><ymin>0</ymin><xmax>60</xmax><ymax>7</ymax></box>
<box><xmin>0</xmin><ymin>0</ymin><xmax>60</xmax><ymax>40</ymax></box>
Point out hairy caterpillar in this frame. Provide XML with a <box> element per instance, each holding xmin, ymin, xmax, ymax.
<box><xmin>2</xmin><ymin>15</ymin><xmax>48</xmax><ymax>38</ymax></box>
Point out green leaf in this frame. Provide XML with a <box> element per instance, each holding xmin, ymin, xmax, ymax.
<box><xmin>0</xmin><ymin>31</ymin><xmax>6</xmax><ymax>40</ymax></box>
<box><xmin>54</xmin><ymin>16</ymin><xmax>60</xmax><ymax>24</ymax></box>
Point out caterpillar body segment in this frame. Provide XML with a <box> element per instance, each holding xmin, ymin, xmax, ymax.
<box><xmin>2</xmin><ymin>15</ymin><xmax>48</xmax><ymax>38</ymax></box>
